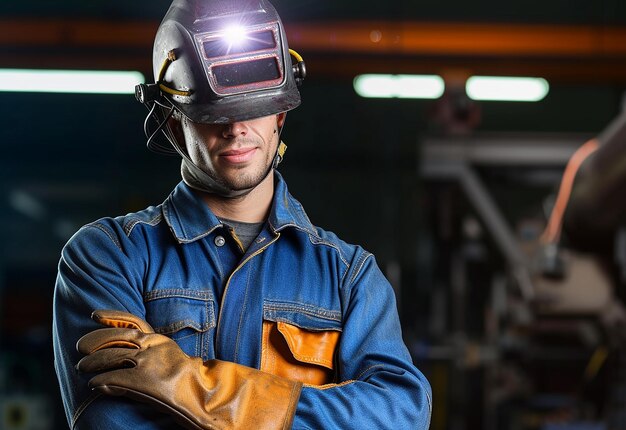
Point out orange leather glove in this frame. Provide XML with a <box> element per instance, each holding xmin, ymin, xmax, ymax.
<box><xmin>76</xmin><ymin>310</ymin><xmax>302</xmax><ymax>430</ymax></box>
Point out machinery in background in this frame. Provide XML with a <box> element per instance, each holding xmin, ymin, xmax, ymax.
<box><xmin>417</xmin><ymin>112</ymin><xmax>626</xmax><ymax>430</ymax></box>
<box><xmin>0</xmin><ymin>269</ymin><xmax>61</xmax><ymax>430</ymax></box>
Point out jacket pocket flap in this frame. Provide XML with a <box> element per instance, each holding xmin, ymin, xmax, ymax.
<box><xmin>144</xmin><ymin>289</ymin><xmax>215</xmax><ymax>334</ymax></box>
<box><xmin>263</xmin><ymin>301</ymin><xmax>342</xmax><ymax>331</ymax></box>
<box><xmin>276</xmin><ymin>321</ymin><xmax>340</xmax><ymax>370</ymax></box>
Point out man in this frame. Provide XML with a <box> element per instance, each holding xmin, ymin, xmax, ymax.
<box><xmin>53</xmin><ymin>0</ymin><xmax>432</xmax><ymax>428</ymax></box>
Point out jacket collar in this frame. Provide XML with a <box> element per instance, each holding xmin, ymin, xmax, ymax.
<box><xmin>162</xmin><ymin>172</ymin><xmax>316</xmax><ymax>244</ymax></box>
<box><xmin>268</xmin><ymin>171</ymin><xmax>317</xmax><ymax>237</ymax></box>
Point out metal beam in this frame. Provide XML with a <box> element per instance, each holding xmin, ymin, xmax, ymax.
<box><xmin>421</xmin><ymin>161</ymin><xmax>536</xmax><ymax>300</ymax></box>
<box><xmin>421</xmin><ymin>134</ymin><xmax>592</xmax><ymax>167</ymax></box>
<box><xmin>2</xmin><ymin>19</ymin><xmax>626</xmax><ymax>82</ymax></box>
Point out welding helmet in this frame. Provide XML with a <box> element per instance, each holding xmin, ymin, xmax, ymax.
<box><xmin>135</xmin><ymin>0</ymin><xmax>305</xmax><ymax>197</ymax></box>
<box><xmin>139</xmin><ymin>0</ymin><xmax>304</xmax><ymax>127</ymax></box>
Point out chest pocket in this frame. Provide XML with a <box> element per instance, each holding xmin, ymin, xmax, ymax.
<box><xmin>144</xmin><ymin>289</ymin><xmax>216</xmax><ymax>361</ymax></box>
<box><xmin>261</xmin><ymin>302</ymin><xmax>342</xmax><ymax>387</ymax></box>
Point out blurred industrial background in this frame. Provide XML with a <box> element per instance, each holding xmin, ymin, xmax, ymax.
<box><xmin>3</xmin><ymin>0</ymin><xmax>626</xmax><ymax>429</ymax></box>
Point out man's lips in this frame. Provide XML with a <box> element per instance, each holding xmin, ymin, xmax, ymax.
<box><xmin>219</xmin><ymin>147</ymin><xmax>257</xmax><ymax>164</ymax></box>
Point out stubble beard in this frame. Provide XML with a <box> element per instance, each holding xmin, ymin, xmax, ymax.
<box><xmin>215</xmin><ymin>161</ymin><xmax>271</xmax><ymax>191</ymax></box>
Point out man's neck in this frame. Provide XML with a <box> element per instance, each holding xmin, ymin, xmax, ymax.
<box><xmin>200</xmin><ymin>173</ymin><xmax>274</xmax><ymax>223</ymax></box>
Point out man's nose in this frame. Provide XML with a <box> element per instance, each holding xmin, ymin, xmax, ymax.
<box><xmin>222</xmin><ymin>122</ymin><xmax>248</xmax><ymax>138</ymax></box>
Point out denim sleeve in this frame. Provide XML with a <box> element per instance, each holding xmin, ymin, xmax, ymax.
<box><xmin>292</xmin><ymin>253</ymin><xmax>432</xmax><ymax>430</ymax></box>
<box><xmin>52</xmin><ymin>221</ymin><xmax>182</xmax><ymax>429</ymax></box>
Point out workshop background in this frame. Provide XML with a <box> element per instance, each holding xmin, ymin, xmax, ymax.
<box><xmin>2</xmin><ymin>0</ymin><xmax>626</xmax><ymax>429</ymax></box>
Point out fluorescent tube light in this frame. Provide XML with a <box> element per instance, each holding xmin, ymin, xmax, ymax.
<box><xmin>466</xmin><ymin>76</ymin><xmax>549</xmax><ymax>102</ymax></box>
<box><xmin>354</xmin><ymin>74</ymin><xmax>445</xmax><ymax>99</ymax></box>
<box><xmin>0</xmin><ymin>69</ymin><xmax>145</xmax><ymax>94</ymax></box>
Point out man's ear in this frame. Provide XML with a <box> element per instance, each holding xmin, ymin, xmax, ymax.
<box><xmin>276</xmin><ymin>112</ymin><xmax>287</xmax><ymax>128</ymax></box>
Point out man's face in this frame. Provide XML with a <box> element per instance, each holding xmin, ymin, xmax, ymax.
<box><xmin>180</xmin><ymin>113</ymin><xmax>284</xmax><ymax>191</ymax></box>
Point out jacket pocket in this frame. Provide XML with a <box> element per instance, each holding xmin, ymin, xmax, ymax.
<box><xmin>261</xmin><ymin>302</ymin><xmax>342</xmax><ymax>386</ymax></box>
<box><xmin>144</xmin><ymin>289</ymin><xmax>216</xmax><ymax>360</ymax></box>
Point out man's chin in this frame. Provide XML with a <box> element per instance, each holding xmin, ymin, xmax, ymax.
<box><xmin>221</xmin><ymin>174</ymin><xmax>270</xmax><ymax>192</ymax></box>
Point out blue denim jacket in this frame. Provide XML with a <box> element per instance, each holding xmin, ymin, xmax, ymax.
<box><xmin>53</xmin><ymin>172</ymin><xmax>432</xmax><ymax>429</ymax></box>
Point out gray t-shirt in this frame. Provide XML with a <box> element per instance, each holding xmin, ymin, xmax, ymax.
<box><xmin>220</xmin><ymin>218</ymin><xmax>264</xmax><ymax>251</ymax></box>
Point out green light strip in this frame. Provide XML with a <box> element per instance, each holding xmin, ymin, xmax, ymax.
<box><xmin>354</xmin><ymin>74</ymin><xmax>445</xmax><ymax>99</ymax></box>
<box><xmin>466</xmin><ymin>76</ymin><xmax>549</xmax><ymax>102</ymax></box>
<box><xmin>0</xmin><ymin>69</ymin><xmax>145</xmax><ymax>94</ymax></box>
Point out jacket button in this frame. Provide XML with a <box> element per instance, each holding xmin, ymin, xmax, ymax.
<box><xmin>214</xmin><ymin>236</ymin><xmax>226</xmax><ymax>247</ymax></box>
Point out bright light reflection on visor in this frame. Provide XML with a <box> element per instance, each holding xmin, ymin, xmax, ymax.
<box><xmin>223</xmin><ymin>25</ymin><xmax>247</xmax><ymax>45</ymax></box>
<box><xmin>203</xmin><ymin>28</ymin><xmax>277</xmax><ymax>58</ymax></box>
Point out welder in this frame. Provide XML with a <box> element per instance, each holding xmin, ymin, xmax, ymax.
<box><xmin>53</xmin><ymin>1</ymin><xmax>432</xmax><ymax>428</ymax></box>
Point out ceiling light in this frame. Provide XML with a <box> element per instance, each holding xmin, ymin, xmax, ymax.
<box><xmin>0</xmin><ymin>69</ymin><xmax>145</xmax><ymax>94</ymax></box>
<box><xmin>354</xmin><ymin>74</ymin><xmax>445</xmax><ymax>99</ymax></box>
<box><xmin>466</xmin><ymin>76</ymin><xmax>549</xmax><ymax>102</ymax></box>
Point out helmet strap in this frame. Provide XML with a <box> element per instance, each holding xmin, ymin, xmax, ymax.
<box><xmin>271</xmin><ymin>114</ymin><xmax>288</xmax><ymax>169</ymax></box>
